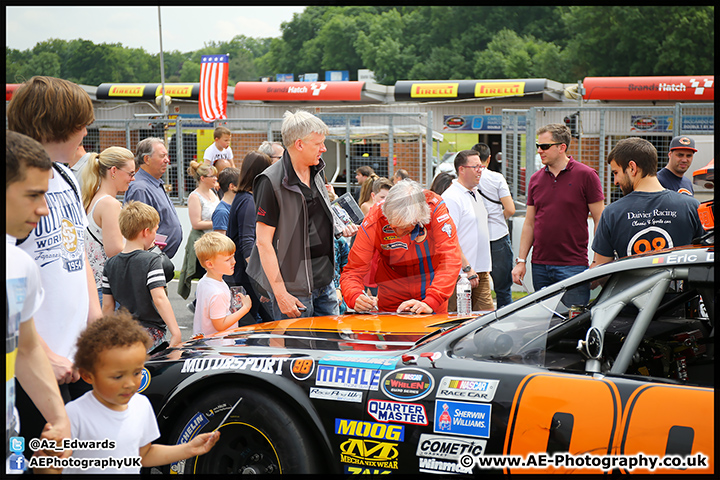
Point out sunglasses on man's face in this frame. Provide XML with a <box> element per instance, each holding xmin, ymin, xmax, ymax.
<box><xmin>536</xmin><ymin>142</ymin><xmax>564</xmax><ymax>151</ymax></box>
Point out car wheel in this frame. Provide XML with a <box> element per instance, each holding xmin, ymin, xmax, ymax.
<box><xmin>165</xmin><ymin>385</ymin><xmax>321</xmax><ymax>474</ymax></box>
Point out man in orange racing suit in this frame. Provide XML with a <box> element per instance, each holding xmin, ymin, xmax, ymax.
<box><xmin>341</xmin><ymin>180</ymin><xmax>462</xmax><ymax>314</ymax></box>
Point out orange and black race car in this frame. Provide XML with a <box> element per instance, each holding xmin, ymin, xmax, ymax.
<box><xmin>140</xmin><ymin>241</ymin><xmax>714</xmax><ymax>475</ymax></box>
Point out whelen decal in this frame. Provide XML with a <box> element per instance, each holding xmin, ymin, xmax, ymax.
<box><xmin>381</xmin><ymin>368</ymin><xmax>434</xmax><ymax>400</ymax></box>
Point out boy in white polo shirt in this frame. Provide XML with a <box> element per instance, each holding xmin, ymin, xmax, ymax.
<box><xmin>203</xmin><ymin>126</ymin><xmax>234</xmax><ymax>167</ymax></box>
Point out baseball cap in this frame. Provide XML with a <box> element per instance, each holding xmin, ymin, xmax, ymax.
<box><xmin>669</xmin><ymin>135</ymin><xmax>697</xmax><ymax>152</ymax></box>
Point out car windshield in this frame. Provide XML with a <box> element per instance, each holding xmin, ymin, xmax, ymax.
<box><xmin>449</xmin><ymin>259</ymin><xmax>714</xmax><ymax>387</ymax></box>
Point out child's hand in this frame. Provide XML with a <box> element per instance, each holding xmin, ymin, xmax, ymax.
<box><xmin>32</xmin><ymin>422</ymin><xmax>71</xmax><ymax>473</ymax></box>
<box><xmin>187</xmin><ymin>431</ymin><xmax>220</xmax><ymax>457</ymax></box>
<box><xmin>238</xmin><ymin>293</ymin><xmax>252</xmax><ymax>308</ymax></box>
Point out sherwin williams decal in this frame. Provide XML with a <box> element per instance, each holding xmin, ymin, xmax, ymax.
<box><xmin>316</xmin><ymin>365</ymin><xmax>381</xmax><ymax>390</ymax></box>
<box><xmin>434</xmin><ymin>400</ymin><xmax>491</xmax><ymax>438</ymax></box>
<box><xmin>367</xmin><ymin>399</ymin><xmax>428</xmax><ymax>425</ymax></box>
<box><xmin>436</xmin><ymin>376</ymin><xmax>499</xmax><ymax>402</ymax></box>
<box><xmin>381</xmin><ymin>368</ymin><xmax>434</xmax><ymax>401</ymax></box>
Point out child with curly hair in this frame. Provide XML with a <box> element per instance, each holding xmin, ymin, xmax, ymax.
<box><xmin>64</xmin><ymin>311</ymin><xmax>219</xmax><ymax>474</ymax></box>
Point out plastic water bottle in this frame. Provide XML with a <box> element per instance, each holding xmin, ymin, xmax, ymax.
<box><xmin>456</xmin><ymin>273</ymin><xmax>472</xmax><ymax>316</ymax></box>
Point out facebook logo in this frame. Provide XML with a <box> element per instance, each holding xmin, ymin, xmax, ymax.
<box><xmin>8</xmin><ymin>453</ymin><xmax>26</xmax><ymax>471</ymax></box>
<box><xmin>9</xmin><ymin>437</ymin><xmax>24</xmax><ymax>454</ymax></box>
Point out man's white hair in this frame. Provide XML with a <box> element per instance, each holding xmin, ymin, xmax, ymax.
<box><xmin>281</xmin><ymin>110</ymin><xmax>329</xmax><ymax>148</ymax></box>
<box><xmin>382</xmin><ymin>180</ymin><xmax>430</xmax><ymax>227</ymax></box>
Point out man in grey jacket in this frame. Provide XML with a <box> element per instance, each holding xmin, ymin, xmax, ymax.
<box><xmin>248</xmin><ymin>111</ymin><xmax>356</xmax><ymax>319</ymax></box>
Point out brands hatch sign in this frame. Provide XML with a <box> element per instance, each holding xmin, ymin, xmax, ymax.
<box><xmin>233</xmin><ymin>81</ymin><xmax>364</xmax><ymax>102</ymax></box>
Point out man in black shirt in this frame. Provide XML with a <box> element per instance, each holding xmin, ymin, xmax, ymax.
<box><xmin>248</xmin><ymin>111</ymin><xmax>356</xmax><ymax>319</ymax></box>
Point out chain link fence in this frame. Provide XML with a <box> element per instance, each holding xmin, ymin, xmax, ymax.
<box><xmin>80</xmin><ymin>112</ymin><xmax>437</xmax><ymax>204</ymax></box>
<box><xmin>502</xmin><ymin>103</ymin><xmax>714</xmax><ymax>205</ymax></box>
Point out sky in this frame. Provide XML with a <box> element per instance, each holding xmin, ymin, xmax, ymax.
<box><xmin>6</xmin><ymin>6</ymin><xmax>308</xmax><ymax>54</ymax></box>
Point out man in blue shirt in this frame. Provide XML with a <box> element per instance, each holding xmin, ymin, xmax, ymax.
<box><xmin>125</xmin><ymin>138</ymin><xmax>183</xmax><ymax>258</ymax></box>
<box><xmin>657</xmin><ymin>135</ymin><xmax>696</xmax><ymax>196</ymax></box>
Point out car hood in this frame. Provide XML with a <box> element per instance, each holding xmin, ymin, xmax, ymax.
<box><xmin>151</xmin><ymin>313</ymin><xmax>474</xmax><ymax>360</ymax></box>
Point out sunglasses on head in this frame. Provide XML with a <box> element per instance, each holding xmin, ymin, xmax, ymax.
<box><xmin>536</xmin><ymin>142</ymin><xmax>564</xmax><ymax>151</ymax></box>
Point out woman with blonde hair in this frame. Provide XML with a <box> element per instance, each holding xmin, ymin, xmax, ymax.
<box><xmin>357</xmin><ymin>172</ymin><xmax>379</xmax><ymax>214</ymax></box>
<box><xmin>178</xmin><ymin>161</ymin><xmax>220</xmax><ymax>303</ymax></box>
<box><xmin>80</xmin><ymin>146</ymin><xmax>136</xmax><ymax>304</ymax></box>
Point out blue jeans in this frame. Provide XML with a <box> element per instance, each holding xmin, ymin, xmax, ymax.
<box><xmin>531</xmin><ymin>263</ymin><xmax>590</xmax><ymax>307</ymax></box>
<box><xmin>269</xmin><ymin>283</ymin><xmax>339</xmax><ymax>320</ymax></box>
<box><xmin>490</xmin><ymin>235</ymin><xmax>514</xmax><ymax>309</ymax></box>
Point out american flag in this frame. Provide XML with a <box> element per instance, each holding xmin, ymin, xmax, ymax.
<box><xmin>199</xmin><ymin>54</ymin><xmax>229</xmax><ymax>123</ymax></box>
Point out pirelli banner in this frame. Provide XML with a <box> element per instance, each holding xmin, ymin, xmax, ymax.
<box><xmin>393</xmin><ymin>79</ymin><xmax>547</xmax><ymax>101</ymax></box>
<box><xmin>96</xmin><ymin>83</ymin><xmax>200</xmax><ymax>101</ymax></box>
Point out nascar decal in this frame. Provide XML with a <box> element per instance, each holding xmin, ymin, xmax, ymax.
<box><xmin>436</xmin><ymin>376</ymin><xmax>499</xmax><ymax>402</ymax></box>
<box><xmin>180</xmin><ymin>357</ymin><xmax>289</xmax><ymax>375</ymax></box>
<box><xmin>367</xmin><ymin>399</ymin><xmax>428</xmax><ymax>425</ymax></box>
<box><xmin>316</xmin><ymin>365</ymin><xmax>381</xmax><ymax>390</ymax></box>
<box><xmin>416</xmin><ymin>434</ymin><xmax>486</xmax><ymax>461</ymax></box>
<box><xmin>320</xmin><ymin>353</ymin><xmax>398</xmax><ymax>370</ymax></box>
<box><xmin>381</xmin><ymin>368</ymin><xmax>434</xmax><ymax>401</ymax></box>
<box><xmin>335</xmin><ymin>419</ymin><xmax>405</xmax><ymax>442</ymax></box>
<box><xmin>340</xmin><ymin>439</ymin><xmax>399</xmax><ymax>470</ymax></box>
<box><xmin>434</xmin><ymin>400</ymin><xmax>491</xmax><ymax>438</ymax></box>
<box><xmin>290</xmin><ymin>357</ymin><xmax>315</xmax><ymax>381</ymax></box>
<box><xmin>309</xmin><ymin>387</ymin><xmax>363</xmax><ymax>403</ymax></box>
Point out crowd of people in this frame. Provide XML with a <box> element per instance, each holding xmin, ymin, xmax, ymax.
<box><xmin>5</xmin><ymin>75</ymin><xmax>706</xmax><ymax>473</ymax></box>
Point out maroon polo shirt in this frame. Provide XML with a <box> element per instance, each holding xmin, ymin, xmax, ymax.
<box><xmin>527</xmin><ymin>156</ymin><xmax>604</xmax><ymax>266</ymax></box>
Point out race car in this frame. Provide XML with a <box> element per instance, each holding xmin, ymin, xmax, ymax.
<box><xmin>141</xmin><ymin>242</ymin><xmax>714</xmax><ymax>475</ymax></box>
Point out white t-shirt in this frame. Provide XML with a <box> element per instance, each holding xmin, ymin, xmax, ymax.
<box><xmin>65</xmin><ymin>391</ymin><xmax>160</xmax><ymax>474</ymax></box>
<box><xmin>478</xmin><ymin>169</ymin><xmax>512</xmax><ymax>241</ymax></box>
<box><xmin>203</xmin><ymin>143</ymin><xmax>233</xmax><ymax>165</ymax></box>
<box><xmin>194</xmin><ymin>274</ymin><xmax>232</xmax><ymax>336</ymax></box>
<box><xmin>16</xmin><ymin>163</ymin><xmax>89</xmax><ymax>360</ymax></box>
<box><xmin>442</xmin><ymin>180</ymin><xmax>492</xmax><ymax>273</ymax></box>
<box><xmin>6</xmin><ymin>237</ymin><xmax>45</xmax><ymax>438</ymax></box>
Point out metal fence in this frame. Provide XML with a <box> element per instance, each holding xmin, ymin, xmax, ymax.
<box><xmin>502</xmin><ymin>103</ymin><xmax>714</xmax><ymax>205</ymax></box>
<box><xmin>83</xmin><ymin>112</ymin><xmax>437</xmax><ymax>204</ymax></box>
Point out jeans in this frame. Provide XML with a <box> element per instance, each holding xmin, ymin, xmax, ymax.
<box><xmin>269</xmin><ymin>283</ymin><xmax>339</xmax><ymax>320</ymax></box>
<box><xmin>490</xmin><ymin>234</ymin><xmax>514</xmax><ymax>309</ymax></box>
<box><xmin>532</xmin><ymin>263</ymin><xmax>590</xmax><ymax>307</ymax></box>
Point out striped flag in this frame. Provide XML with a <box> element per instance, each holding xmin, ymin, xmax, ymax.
<box><xmin>199</xmin><ymin>54</ymin><xmax>229</xmax><ymax>123</ymax></box>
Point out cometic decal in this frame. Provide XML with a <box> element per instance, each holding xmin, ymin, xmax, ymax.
<box><xmin>381</xmin><ymin>368</ymin><xmax>434</xmax><ymax>401</ymax></box>
<box><xmin>416</xmin><ymin>433</ymin><xmax>486</xmax><ymax>461</ymax></box>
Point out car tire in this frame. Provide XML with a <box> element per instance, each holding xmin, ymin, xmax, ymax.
<box><xmin>164</xmin><ymin>385</ymin><xmax>321</xmax><ymax>474</ymax></box>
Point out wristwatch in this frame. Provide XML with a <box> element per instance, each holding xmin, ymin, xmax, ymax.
<box><xmin>515</xmin><ymin>258</ymin><xmax>526</xmax><ymax>264</ymax></box>
<box><xmin>462</xmin><ymin>265</ymin><xmax>472</xmax><ymax>273</ymax></box>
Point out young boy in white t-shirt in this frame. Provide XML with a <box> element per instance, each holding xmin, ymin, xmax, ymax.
<box><xmin>203</xmin><ymin>126</ymin><xmax>234</xmax><ymax>167</ymax></box>
<box><xmin>64</xmin><ymin>312</ymin><xmax>219</xmax><ymax>474</ymax></box>
<box><xmin>193</xmin><ymin>232</ymin><xmax>252</xmax><ymax>336</ymax></box>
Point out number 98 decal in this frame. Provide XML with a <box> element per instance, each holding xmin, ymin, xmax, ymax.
<box><xmin>290</xmin><ymin>357</ymin><xmax>315</xmax><ymax>381</ymax></box>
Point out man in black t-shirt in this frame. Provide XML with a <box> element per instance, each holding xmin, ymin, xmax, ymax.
<box><xmin>249</xmin><ymin>111</ymin><xmax>357</xmax><ymax>319</ymax></box>
<box><xmin>591</xmin><ymin>137</ymin><xmax>703</xmax><ymax>267</ymax></box>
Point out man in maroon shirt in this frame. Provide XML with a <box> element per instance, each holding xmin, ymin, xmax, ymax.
<box><xmin>511</xmin><ymin>123</ymin><xmax>604</xmax><ymax>306</ymax></box>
